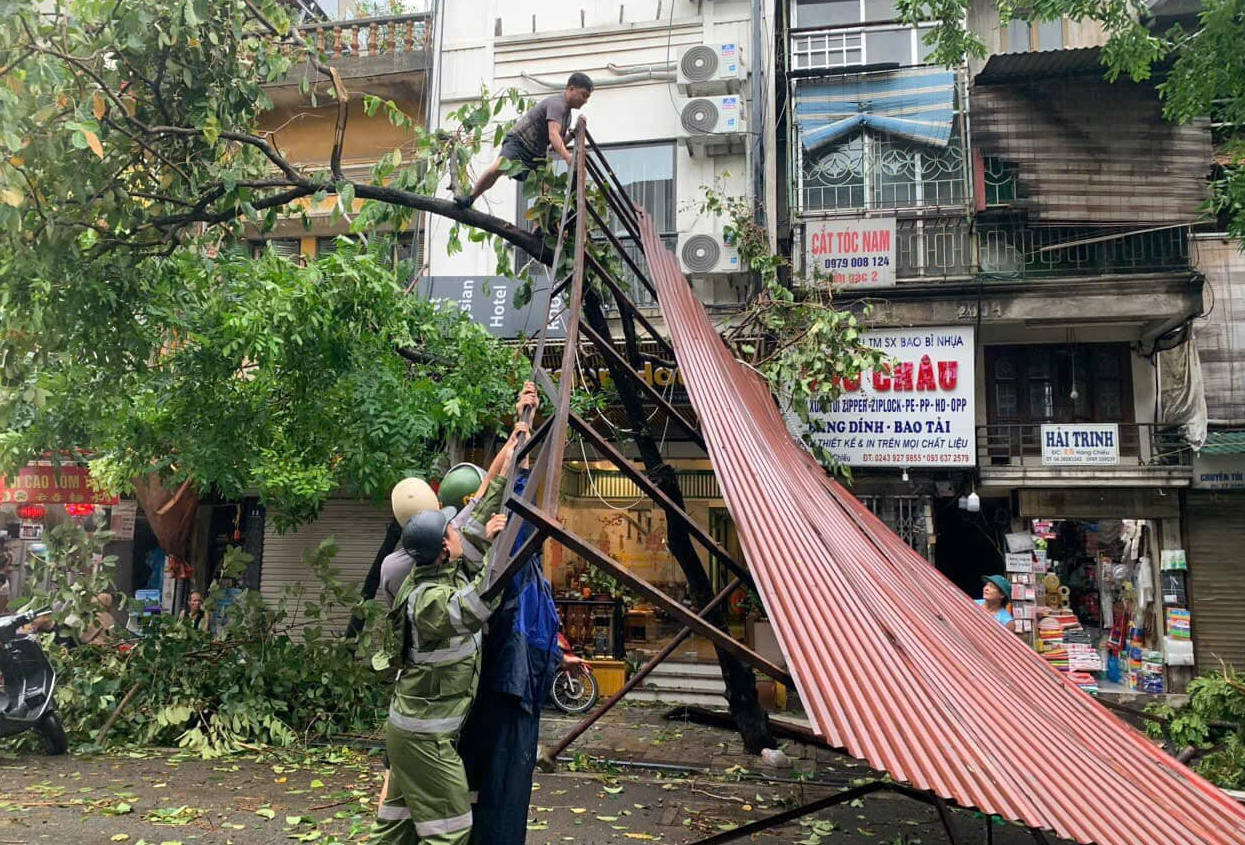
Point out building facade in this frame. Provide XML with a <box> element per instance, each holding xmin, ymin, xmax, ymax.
<box><xmin>783</xmin><ymin>0</ymin><xmax>1212</xmax><ymax>691</ymax></box>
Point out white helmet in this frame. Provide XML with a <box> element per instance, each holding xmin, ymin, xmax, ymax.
<box><xmin>390</xmin><ymin>477</ymin><xmax>439</xmax><ymax>526</ymax></box>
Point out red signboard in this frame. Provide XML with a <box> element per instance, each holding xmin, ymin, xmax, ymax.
<box><xmin>0</xmin><ymin>464</ymin><xmax>119</xmax><ymax>505</ymax></box>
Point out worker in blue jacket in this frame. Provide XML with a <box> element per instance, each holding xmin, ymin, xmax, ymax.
<box><xmin>458</xmin><ymin>469</ymin><xmax>588</xmax><ymax>845</ymax></box>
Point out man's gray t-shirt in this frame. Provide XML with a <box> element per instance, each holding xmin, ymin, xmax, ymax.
<box><xmin>507</xmin><ymin>94</ymin><xmax>571</xmax><ymax>157</ymax></box>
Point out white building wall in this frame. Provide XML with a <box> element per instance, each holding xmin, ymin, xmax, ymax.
<box><xmin>428</xmin><ymin>0</ymin><xmax>764</xmax><ymax>279</ymax></box>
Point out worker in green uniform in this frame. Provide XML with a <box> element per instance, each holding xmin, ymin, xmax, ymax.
<box><xmin>371</xmin><ymin>421</ymin><xmax>527</xmax><ymax>844</ymax></box>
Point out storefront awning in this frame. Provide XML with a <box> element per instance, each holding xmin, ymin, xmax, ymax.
<box><xmin>1202</xmin><ymin>429</ymin><xmax>1245</xmax><ymax>454</ymax></box>
<box><xmin>795</xmin><ymin>67</ymin><xmax>956</xmax><ymax>154</ymax></box>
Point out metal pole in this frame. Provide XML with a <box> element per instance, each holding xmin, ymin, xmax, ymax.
<box><xmin>538</xmin><ymin>119</ymin><xmax>590</xmax><ymax>514</ymax></box>
<box><xmin>686</xmin><ymin>782</ymin><xmax>891</xmax><ymax>845</ymax></box>
<box><xmin>538</xmin><ymin>577</ymin><xmax>743</xmax><ymax>769</ymax></box>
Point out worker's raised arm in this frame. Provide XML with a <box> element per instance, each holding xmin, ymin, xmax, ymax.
<box><xmin>548</xmin><ymin>120</ymin><xmax>573</xmax><ymax>166</ymax></box>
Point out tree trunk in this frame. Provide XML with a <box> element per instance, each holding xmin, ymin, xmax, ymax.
<box><xmin>346</xmin><ymin>519</ymin><xmax>402</xmax><ymax>639</ymax></box>
<box><xmin>582</xmin><ymin>292</ymin><xmax>775</xmax><ymax>754</ymax></box>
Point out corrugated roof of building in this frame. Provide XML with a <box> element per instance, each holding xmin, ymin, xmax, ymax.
<box><xmin>638</xmin><ymin>211</ymin><xmax>1245</xmax><ymax>845</ymax></box>
<box><xmin>1203</xmin><ymin>430</ymin><xmax>1245</xmax><ymax>454</ymax></box>
<box><xmin>975</xmin><ymin>47</ymin><xmax>1105</xmax><ymax>85</ymax></box>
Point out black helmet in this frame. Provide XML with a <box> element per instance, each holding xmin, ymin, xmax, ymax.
<box><xmin>401</xmin><ymin>506</ymin><xmax>458</xmax><ymax>566</ymax></box>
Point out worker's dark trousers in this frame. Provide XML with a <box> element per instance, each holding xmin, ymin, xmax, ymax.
<box><xmin>462</xmin><ymin>689</ymin><xmax>541</xmax><ymax>845</ymax></box>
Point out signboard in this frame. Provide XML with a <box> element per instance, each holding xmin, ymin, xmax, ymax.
<box><xmin>1193</xmin><ymin>452</ymin><xmax>1245</xmax><ymax>489</ymax></box>
<box><xmin>805</xmin><ymin>326</ymin><xmax>975</xmax><ymax>467</ymax></box>
<box><xmin>1005</xmin><ymin>552</ymin><xmax>1034</xmax><ymax>573</ymax></box>
<box><xmin>109</xmin><ymin>500</ymin><xmax>139</xmax><ymax>542</ymax></box>
<box><xmin>1040</xmin><ymin>424</ymin><xmax>1120</xmax><ymax>466</ymax></box>
<box><xmin>0</xmin><ymin>464</ymin><xmax>119</xmax><ymax>505</ymax></box>
<box><xmin>18</xmin><ymin>523</ymin><xmax>43</xmax><ymax>541</ymax></box>
<box><xmin>416</xmin><ymin>276</ymin><xmax>568</xmax><ymax>340</ymax></box>
<box><xmin>804</xmin><ymin>217</ymin><xmax>897</xmax><ymax>289</ymax></box>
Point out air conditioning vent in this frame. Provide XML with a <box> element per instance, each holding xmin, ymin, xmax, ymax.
<box><xmin>677</xmin><ymin>43</ymin><xmax>745</xmax><ymax>96</ymax></box>
<box><xmin>678</xmin><ymin>96</ymin><xmax>747</xmax><ymax>157</ymax></box>
<box><xmin>681</xmin><ymin>98</ymin><xmax>722</xmax><ymax>134</ymax></box>
<box><xmin>677</xmin><ymin>232</ymin><xmax>742</xmax><ymax>275</ymax></box>
<box><xmin>680</xmin><ymin>45</ymin><xmax>720</xmax><ymax>82</ymax></box>
<box><xmin>681</xmin><ymin>234</ymin><xmax>722</xmax><ymax>274</ymax></box>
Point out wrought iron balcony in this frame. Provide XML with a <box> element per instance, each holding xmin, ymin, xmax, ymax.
<box><xmin>977</xmin><ymin>220</ymin><xmax>1191</xmax><ymax>279</ymax></box>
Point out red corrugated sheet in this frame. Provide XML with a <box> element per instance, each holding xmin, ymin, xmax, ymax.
<box><xmin>637</xmin><ymin>212</ymin><xmax>1245</xmax><ymax>845</ymax></box>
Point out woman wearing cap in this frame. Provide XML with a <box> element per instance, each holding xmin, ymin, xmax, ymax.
<box><xmin>977</xmin><ymin>574</ymin><xmax>1016</xmax><ymax>631</ymax></box>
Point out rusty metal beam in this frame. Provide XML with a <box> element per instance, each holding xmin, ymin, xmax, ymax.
<box><xmin>538</xmin><ymin>576</ymin><xmax>743</xmax><ymax>770</ymax></box>
<box><xmin>568</xmin><ymin>410</ymin><xmax>751</xmax><ymax>588</ymax></box>
<box><xmin>576</xmin><ymin>319</ymin><xmax>706</xmax><ymax>450</ymax></box>
<box><xmin>539</xmin><ymin>120</ymin><xmax>590</xmax><ymax>514</ymax></box>
<box><xmin>506</xmin><ymin>498</ymin><xmax>793</xmax><ymax>687</ymax></box>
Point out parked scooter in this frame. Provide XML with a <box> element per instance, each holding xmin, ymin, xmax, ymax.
<box><xmin>550</xmin><ymin>630</ymin><xmax>599</xmax><ymax>715</ymax></box>
<box><xmin>0</xmin><ymin>607</ymin><xmax>68</xmax><ymax>754</ymax></box>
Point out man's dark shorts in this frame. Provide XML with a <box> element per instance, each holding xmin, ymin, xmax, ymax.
<box><xmin>500</xmin><ymin>135</ymin><xmax>544</xmax><ymax>182</ymax></box>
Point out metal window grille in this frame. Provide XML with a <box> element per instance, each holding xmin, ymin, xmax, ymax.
<box><xmin>977</xmin><ymin>221</ymin><xmax>1190</xmax><ymax>278</ymax></box>
<box><xmin>894</xmin><ymin>216</ymin><xmax>971</xmax><ymax>279</ymax></box>
<box><xmin>801</xmin><ymin>128</ymin><xmax>967</xmax><ymax>213</ymax></box>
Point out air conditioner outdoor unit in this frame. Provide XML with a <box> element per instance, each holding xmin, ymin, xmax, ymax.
<box><xmin>677</xmin><ymin>42</ymin><xmax>746</xmax><ymax>96</ymax></box>
<box><xmin>678</xmin><ymin>96</ymin><xmax>747</xmax><ymax>156</ymax></box>
<box><xmin>678</xmin><ymin>232</ymin><xmax>743</xmax><ymax>276</ymax></box>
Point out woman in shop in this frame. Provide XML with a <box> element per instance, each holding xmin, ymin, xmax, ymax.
<box><xmin>178</xmin><ymin>590</ymin><xmax>210</xmax><ymax>631</ymax></box>
<box><xmin>977</xmin><ymin>574</ymin><xmax>1016</xmax><ymax>631</ymax></box>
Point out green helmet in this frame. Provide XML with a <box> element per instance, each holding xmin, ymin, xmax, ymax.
<box><xmin>438</xmin><ymin>463</ymin><xmax>486</xmax><ymax>509</ymax></box>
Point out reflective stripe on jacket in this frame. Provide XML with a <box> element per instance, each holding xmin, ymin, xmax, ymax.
<box><xmin>386</xmin><ymin>476</ymin><xmax>507</xmax><ymax>737</ymax></box>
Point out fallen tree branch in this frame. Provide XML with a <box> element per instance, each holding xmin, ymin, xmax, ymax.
<box><xmin>96</xmin><ymin>681</ymin><xmax>142</xmax><ymax>745</ymax></box>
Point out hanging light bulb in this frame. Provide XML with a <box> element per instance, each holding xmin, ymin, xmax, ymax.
<box><xmin>967</xmin><ymin>491</ymin><xmax>981</xmax><ymax>513</ymax></box>
<box><xmin>901</xmin><ymin>467</ymin><xmax>909</xmax><ymax>482</ymax></box>
<box><xmin>1070</xmin><ymin>386</ymin><xmax>1080</xmax><ymax>401</ymax></box>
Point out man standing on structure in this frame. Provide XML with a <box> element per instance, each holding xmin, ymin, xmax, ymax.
<box><xmin>453</xmin><ymin>73</ymin><xmax>593</xmax><ymax>209</ymax></box>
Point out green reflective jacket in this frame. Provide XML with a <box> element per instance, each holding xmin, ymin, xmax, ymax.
<box><xmin>383</xmin><ymin>477</ymin><xmax>507</xmax><ymax>737</ymax></box>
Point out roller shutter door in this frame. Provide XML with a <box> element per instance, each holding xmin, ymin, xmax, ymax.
<box><xmin>260</xmin><ymin>500</ymin><xmax>392</xmax><ymax>631</ymax></box>
<box><xmin>1187</xmin><ymin>491</ymin><xmax>1245</xmax><ymax>670</ymax></box>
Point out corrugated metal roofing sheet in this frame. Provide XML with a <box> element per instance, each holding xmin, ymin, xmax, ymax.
<box><xmin>1202</xmin><ymin>429</ymin><xmax>1245</xmax><ymax>454</ymax></box>
<box><xmin>637</xmin><ymin>211</ymin><xmax>1245</xmax><ymax>845</ymax></box>
<box><xmin>974</xmin><ymin>47</ymin><xmax>1104</xmax><ymax>85</ymax></box>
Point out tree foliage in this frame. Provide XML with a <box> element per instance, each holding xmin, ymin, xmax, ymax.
<box><xmin>1147</xmin><ymin>664</ymin><xmax>1245</xmax><ymax>788</ymax></box>
<box><xmin>11</xmin><ymin>522</ymin><xmax>388</xmax><ymax>756</ymax></box>
<box><xmin>0</xmin><ymin>0</ymin><xmax>535</xmax><ymax>523</ymax></box>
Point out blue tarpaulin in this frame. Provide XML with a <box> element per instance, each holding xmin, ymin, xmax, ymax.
<box><xmin>796</xmin><ymin>67</ymin><xmax>956</xmax><ymax>153</ymax></box>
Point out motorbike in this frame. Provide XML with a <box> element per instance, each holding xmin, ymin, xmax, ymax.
<box><xmin>0</xmin><ymin>607</ymin><xmax>68</xmax><ymax>755</ymax></box>
<box><xmin>549</xmin><ymin>631</ymin><xmax>599</xmax><ymax>715</ymax></box>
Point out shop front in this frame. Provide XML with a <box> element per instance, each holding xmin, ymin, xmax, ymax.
<box><xmin>1001</xmin><ymin>487</ymin><xmax>1189</xmax><ymax>696</ymax></box>
<box><xmin>550</xmin><ymin>462</ymin><xmax>753</xmax><ymax>670</ymax></box>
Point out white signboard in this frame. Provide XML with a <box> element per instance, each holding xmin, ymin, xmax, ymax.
<box><xmin>109</xmin><ymin>499</ymin><xmax>138</xmax><ymax>542</ymax></box>
<box><xmin>805</xmin><ymin>217</ymin><xmax>897</xmax><ymax>289</ymax></box>
<box><xmin>806</xmin><ymin>327</ymin><xmax>976</xmax><ymax>467</ymax></box>
<box><xmin>1040</xmin><ymin>424</ymin><xmax>1120</xmax><ymax>466</ymax></box>
<box><xmin>1005</xmin><ymin>552</ymin><xmax>1034</xmax><ymax>573</ymax></box>
<box><xmin>1193</xmin><ymin>453</ymin><xmax>1245</xmax><ymax>490</ymax></box>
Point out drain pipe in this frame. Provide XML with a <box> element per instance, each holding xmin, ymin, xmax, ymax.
<box><xmin>521</xmin><ymin>70</ymin><xmax>675</xmax><ymax>90</ymax></box>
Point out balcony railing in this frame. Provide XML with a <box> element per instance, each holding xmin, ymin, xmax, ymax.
<box><xmin>978</xmin><ymin>221</ymin><xmax>1191</xmax><ymax>278</ymax></box>
<box><xmin>296</xmin><ymin>13</ymin><xmax>428</xmax><ymax>59</ymax></box>
<box><xmin>895</xmin><ymin>216</ymin><xmax>972</xmax><ymax>280</ymax></box>
<box><xmin>977</xmin><ymin>423</ymin><xmax>1193</xmax><ymax>468</ymax></box>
